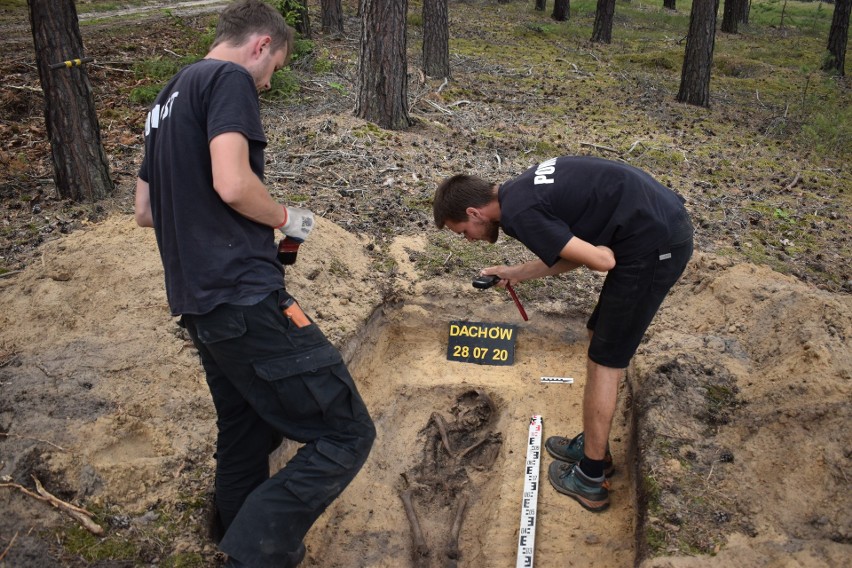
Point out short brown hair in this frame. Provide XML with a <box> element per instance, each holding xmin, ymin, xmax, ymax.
<box><xmin>433</xmin><ymin>174</ymin><xmax>497</xmax><ymax>228</ymax></box>
<box><xmin>212</xmin><ymin>0</ymin><xmax>294</xmax><ymax>55</ymax></box>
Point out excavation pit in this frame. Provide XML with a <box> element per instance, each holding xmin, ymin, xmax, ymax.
<box><xmin>302</xmin><ymin>299</ymin><xmax>636</xmax><ymax>567</ymax></box>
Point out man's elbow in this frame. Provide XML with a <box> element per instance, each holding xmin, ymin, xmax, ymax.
<box><xmin>135</xmin><ymin>212</ymin><xmax>154</xmax><ymax>227</ymax></box>
<box><xmin>213</xmin><ymin>179</ymin><xmax>245</xmax><ymax>206</ymax></box>
<box><xmin>597</xmin><ymin>257</ymin><xmax>616</xmax><ymax>272</ymax></box>
<box><xmin>591</xmin><ymin>247</ymin><xmax>616</xmax><ymax>272</ymax></box>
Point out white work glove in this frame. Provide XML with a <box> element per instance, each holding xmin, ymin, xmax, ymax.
<box><xmin>280</xmin><ymin>206</ymin><xmax>315</xmax><ymax>242</ymax></box>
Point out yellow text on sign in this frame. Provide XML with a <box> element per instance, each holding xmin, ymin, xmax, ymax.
<box><xmin>449</xmin><ymin>323</ymin><xmax>515</xmax><ymax>341</ymax></box>
<box><xmin>447</xmin><ymin>321</ymin><xmax>517</xmax><ymax>366</ymax></box>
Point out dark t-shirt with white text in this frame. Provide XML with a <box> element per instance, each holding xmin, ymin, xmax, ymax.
<box><xmin>498</xmin><ymin>156</ymin><xmax>692</xmax><ymax>266</ymax></box>
<box><xmin>139</xmin><ymin>59</ymin><xmax>282</xmax><ymax>315</ymax></box>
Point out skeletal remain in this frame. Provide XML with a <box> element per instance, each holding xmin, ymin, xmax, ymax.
<box><xmin>399</xmin><ymin>390</ymin><xmax>502</xmax><ymax>567</ymax></box>
<box><xmin>400</xmin><ymin>488</ymin><xmax>430</xmax><ymax>567</ymax></box>
<box><xmin>444</xmin><ymin>495</ymin><xmax>468</xmax><ymax>566</ymax></box>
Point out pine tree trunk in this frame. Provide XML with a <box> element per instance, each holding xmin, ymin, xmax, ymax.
<box><xmin>739</xmin><ymin>0</ymin><xmax>750</xmax><ymax>24</ymax></box>
<box><xmin>591</xmin><ymin>0</ymin><xmax>616</xmax><ymax>44</ymax></box>
<box><xmin>355</xmin><ymin>0</ymin><xmax>411</xmax><ymax>130</ymax></box>
<box><xmin>823</xmin><ymin>0</ymin><xmax>851</xmax><ymax>76</ymax></box>
<box><xmin>552</xmin><ymin>0</ymin><xmax>569</xmax><ymax>21</ymax></box>
<box><xmin>28</xmin><ymin>0</ymin><xmax>113</xmax><ymax>202</ymax></box>
<box><xmin>664</xmin><ymin>0</ymin><xmax>676</xmax><ymax>10</ymax></box>
<box><xmin>320</xmin><ymin>0</ymin><xmax>344</xmax><ymax>35</ymax></box>
<box><xmin>294</xmin><ymin>0</ymin><xmax>312</xmax><ymax>38</ymax></box>
<box><xmin>536</xmin><ymin>0</ymin><xmax>546</xmax><ymax>11</ymax></box>
<box><xmin>721</xmin><ymin>0</ymin><xmax>739</xmax><ymax>34</ymax></box>
<box><xmin>677</xmin><ymin>0</ymin><xmax>719</xmax><ymax>107</ymax></box>
<box><xmin>423</xmin><ymin>0</ymin><xmax>450</xmax><ymax>78</ymax></box>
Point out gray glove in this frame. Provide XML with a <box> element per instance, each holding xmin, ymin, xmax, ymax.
<box><xmin>281</xmin><ymin>206</ymin><xmax>315</xmax><ymax>242</ymax></box>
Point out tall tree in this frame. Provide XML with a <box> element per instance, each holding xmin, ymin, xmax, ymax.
<box><xmin>552</xmin><ymin>0</ymin><xmax>569</xmax><ymax>22</ymax></box>
<box><xmin>320</xmin><ymin>0</ymin><xmax>344</xmax><ymax>35</ymax></box>
<box><xmin>664</xmin><ymin>0</ymin><xmax>676</xmax><ymax>10</ymax></box>
<box><xmin>536</xmin><ymin>0</ymin><xmax>546</xmax><ymax>11</ymax></box>
<box><xmin>677</xmin><ymin>0</ymin><xmax>719</xmax><ymax>107</ymax></box>
<box><xmin>28</xmin><ymin>0</ymin><xmax>113</xmax><ymax>202</ymax></box>
<box><xmin>356</xmin><ymin>0</ymin><xmax>411</xmax><ymax>129</ymax></box>
<box><xmin>824</xmin><ymin>0</ymin><xmax>851</xmax><ymax>76</ymax></box>
<box><xmin>738</xmin><ymin>0</ymin><xmax>750</xmax><ymax>24</ymax></box>
<box><xmin>721</xmin><ymin>0</ymin><xmax>743</xmax><ymax>33</ymax></box>
<box><xmin>294</xmin><ymin>0</ymin><xmax>312</xmax><ymax>38</ymax></box>
<box><xmin>423</xmin><ymin>0</ymin><xmax>450</xmax><ymax>78</ymax></box>
<box><xmin>591</xmin><ymin>0</ymin><xmax>616</xmax><ymax>43</ymax></box>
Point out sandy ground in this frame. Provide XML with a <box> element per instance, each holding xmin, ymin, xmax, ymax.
<box><xmin>0</xmin><ymin>206</ymin><xmax>849</xmax><ymax>567</ymax></box>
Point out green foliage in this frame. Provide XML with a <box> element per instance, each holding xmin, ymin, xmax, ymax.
<box><xmin>267</xmin><ymin>0</ymin><xmax>306</xmax><ymax>28</ymax></box>
<box><xmin>292</xmin><ymin>38</ymin><xmax>314</xmax><ymax>62</ymax></box>
<box><xmin>643</xmin><ymin>474</ymin><xmax>662</xmax><ymax>514</ymax></box>
<box><xmin>262</xmin><ymin>68</ymin><xmax>300</xmax><ymax>100</ymax></box>
<box><xmin>129</xmin><ymin>55</ymin><xmax>199</xmax><ymax>104</ymax></box>
<box><xmin>407</xmin><ymin>12</ymin><xmax>423</xmax><ymax>28</ymax></box>
<box><xmin>61</xmin><ymin>523</ymin><xmax>139</xmax><ymax>563</ymax></box>
<box><xmin>750</xmin><ymin>0</ymin><xmax>833</xmax><ymax>33</ymax></box>
<box><xmin>646</xmin><ymin>526</ymin><xmax>667</xmax><ymax>554</ymax></box>
<box><xmin>129</xmin><ymin>84</ymin><xmax>164</xmax><ymax>105</ymax></box>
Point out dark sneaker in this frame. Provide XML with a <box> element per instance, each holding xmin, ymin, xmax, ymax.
<box><xmin>548</xmin><ymin>461</ymin><xmax>610</xmax><ymax>512</ymax></box>
<box><xmin>544</xmin><ymin>432</ymin><xmax>615</xmax><ymax>477</ymax></box>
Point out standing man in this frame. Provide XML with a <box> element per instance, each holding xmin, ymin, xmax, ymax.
<box><xmin>135</xmin><ymin>2</ymin><xmax>375</xmax><ymax>566</ymax></box>
<box><xmin>433</xmin><ymin>156</ymin><xmax>693</xmax><ymax>512</ymax></box>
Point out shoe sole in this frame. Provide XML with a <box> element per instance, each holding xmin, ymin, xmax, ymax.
<box><xmin>544</xmin><ymin>444</ymin><xmax>616</xmax><ymax>478</ymax></box>
<box><xmin>548</xmin><ymin>474</ymin><xmax>611</xmax><ymax>512</ymax></box>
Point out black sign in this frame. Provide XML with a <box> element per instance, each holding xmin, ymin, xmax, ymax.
<box><xmin>447</xmin><ymin>321</ymin><xmax>516</xmax><ymax>365</ymax></box>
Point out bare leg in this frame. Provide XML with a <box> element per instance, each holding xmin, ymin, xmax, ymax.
<box><xmin>582</xmin><ymin>331</ymin><xmax>625</xmax><ymax>461</ymax></box>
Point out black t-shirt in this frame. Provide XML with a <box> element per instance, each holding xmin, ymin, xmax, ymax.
<box><xmin>498</xmin><ymin>156</ymin><xmax>692</xmax><ymax>266</ymax></box>
<box><xmin>138</xmin><ymin>59</ymin><xmax>283</xmax><ymax>315</ymax></box>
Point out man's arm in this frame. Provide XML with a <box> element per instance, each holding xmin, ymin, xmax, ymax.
<box><xmin>135</xmin><ymin>178</ymin><xmax>154</xmax><ymax>227</ymax></box>
<box><xmin>482</xmin><ymin>258</ymin><xmax>579</xmax><ymax>286</ymax></box>
<box><xmin>481</xmin><ymin>237</ymin><xmax>615</xmax><ymax>286</ymax></box>
<box><xmin>558</xmin><ymin>237</ymin><xmax>615</xmax><ymax>272</ymax></box>
<box><xmin>209</xmin><ymin>132</ymin><xmax>287</xmax><ymax>227</ymax></box>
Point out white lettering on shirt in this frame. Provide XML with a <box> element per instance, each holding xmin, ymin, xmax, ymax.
<box><xmin>533</xmin><ymin>157</ymin><xmax>557</xmax><ymax>185</ymax></box>
<box><xmin>144</xmin><ymin>91</ymin><xmax>179</xmax><ymax>136</ymax></box>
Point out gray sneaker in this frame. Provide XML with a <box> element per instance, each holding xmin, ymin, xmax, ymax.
<box><xmin>548</xmin><ymin>461</ymin><xmax>610</xmax><ymax>512</ymax></box>
<box><xmin>544</xmin><ymin>432</ymin><xmax>614</xmax><ymax>477</ymax></box>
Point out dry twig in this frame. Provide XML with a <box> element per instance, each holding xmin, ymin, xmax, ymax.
<box><xmin>0</xmin><ymin>476</ymin><xmax>103</xmax><ymax>535</ymax></box>
<box><xmin>0</xmin><ymin>432</ymin><xmax>67</xmax><ymax>452</ymax></box>
<box><xmin>0</xmin><ymin>531</ymin><xmax>18</xmax><ymax>562</ymax></box>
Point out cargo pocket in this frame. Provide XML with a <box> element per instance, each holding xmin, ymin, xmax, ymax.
<box><xmin>193</xmin><ymin>309</ymin><xmax>247</xmax><ymax>344</ymax></box>
<box><xmin>252</xmin><ymin>343</ymin><xmax>349</xmax><ymax>422</ymax></box>
<box><xmin>283</xmin><ymin>438</ymin><xmax>362</xmax><ymax>506</ymax></box>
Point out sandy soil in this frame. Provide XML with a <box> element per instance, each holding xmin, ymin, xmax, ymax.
<box><xmin>1</xmin><ymin>207</ymin><xmax>849</xmax><ymax>567</ymax></box>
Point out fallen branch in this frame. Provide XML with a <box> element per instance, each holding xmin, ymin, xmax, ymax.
<box><xmin>0</xmin><ymin>531</ymin><xmax>18</xmax><ymax>562</ymax></box>
<box><xmin>0</xmin><ymin>432</ymin><xmax>67</xmax><ymax>452</ymax></box>
<box><xmin>785</xmin><ymin>172</ymin><xmax>801</xmax><ymax>190</ymax></box>
<box><xmin>0</xmin><ymin>476</ymin><xmax>104</xmax><ymax>535</ymax></box>
<box><xmin>580</xmin><ymin>142</ymin><xmax>620</xmax><ymax>154</ymax></box>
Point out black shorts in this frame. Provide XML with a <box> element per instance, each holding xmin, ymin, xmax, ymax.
<box><xmin>587</xmin><ymin>238</ymin><xmax>693</xmax><ymax>368</ymax></box>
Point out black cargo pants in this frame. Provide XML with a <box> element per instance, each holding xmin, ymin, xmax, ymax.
<box><xmin>182</xmin><ymin>290</ymin><xmax>375</xmax><ymax>568</ymax></box>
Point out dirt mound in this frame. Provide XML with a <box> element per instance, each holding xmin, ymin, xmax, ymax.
<box><xmin>631</xmin><ymin>255</ymin><xmax>851</xmax><ymax>565</ymax></box>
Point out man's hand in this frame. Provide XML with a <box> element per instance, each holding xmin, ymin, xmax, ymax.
<box><xmin>481</xmin><ymin>265</ymin><xmax>518</xmax><ymax>287</ymax></box>
<box><xmin>281</xmin><ymin>206</ymin><xmax>315</xmax><ymax>242</ymax></box>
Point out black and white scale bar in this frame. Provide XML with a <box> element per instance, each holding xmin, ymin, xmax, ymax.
<box><xmin>516</xmin><ymin>415</ymin><xmax>543</xmax><ymax>568</ymax></box>
<box><xmin>540</xmin><ymin>376</ymin><xmax>574</xmax><ymax>384</ymax></box>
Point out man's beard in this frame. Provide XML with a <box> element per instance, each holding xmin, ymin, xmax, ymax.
<box><xmin>485</xmin><ymin>220</ymin><xmax>500</xmax><ymax>243</ymax></box>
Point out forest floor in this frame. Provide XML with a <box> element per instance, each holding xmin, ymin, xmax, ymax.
<box><xmin>0</xmin><ymin>1</ymin><xmax>850</xmax><ymax>567</ymax></box>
